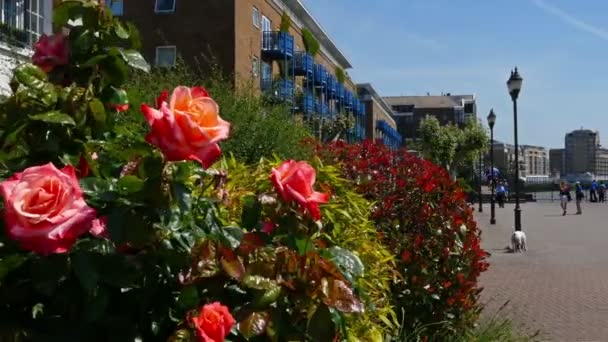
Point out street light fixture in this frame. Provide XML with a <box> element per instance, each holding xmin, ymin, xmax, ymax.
<box><xmin>507</xmin><ymin>67</ymin><xmax>523</xmax><ymax>231</ymax></box>
<box><xmin>487</xmin><ymin>109</ymin><xmax>497</xmax><ymax>225</ymax></box>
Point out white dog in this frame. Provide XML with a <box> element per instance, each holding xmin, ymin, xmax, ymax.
<box><xmin>511</xmin><ymin>231</ymin><xmax>527</xmax><ymax>253</ymax></box>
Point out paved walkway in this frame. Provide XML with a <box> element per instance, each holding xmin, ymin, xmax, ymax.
<box><xmin>476</xmin><ymin>202</ymin><xmax>608</xmax><ymax>342</ymax></box>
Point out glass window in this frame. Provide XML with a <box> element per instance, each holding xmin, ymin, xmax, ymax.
<box><xmin>252</xmin><ymin>56</ymin><xmax>259</xmax><ymax>77</ymax></box>
<box><xmin>252</xmin><ymin>6</ymin><xmax>259</xmax><ymax>28</ymax></box>
<box><xmin>155</xmin><ymin>0</ymin><xmax>175</xmax><ymax>13</ymax></box>
<box><xmin>107</xmin><ymin>0</ymin><xmax>123</xmax><ymax>16</ymax></box>
<box><xmin>156</xmin><ymin>46</ymin><xmax>177</xmax><ymax>67</ymax></box>
<box><xmin>261</xmin><ymin>15</ymin><xmax>271</xmax><ymax>32</ymax></box>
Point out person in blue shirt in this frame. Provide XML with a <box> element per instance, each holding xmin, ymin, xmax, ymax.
<box><xmin>496</xmin><ymin>181</ymin><xmax>506</xmax><ymax>208</ymax></box>
<box><xmin>575</xmin><ymin>181</ymin><xmax>585</xmax><ymax>214</ymax></box>
<box><xmin>590</xmin><ymin>180</ymin><xmax>598</xmax><ymax>202</ymax></box>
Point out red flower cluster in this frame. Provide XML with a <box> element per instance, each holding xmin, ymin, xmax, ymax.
<box><xmin>317</xmin><ymin>139</ymin><xmax>489</xmax><ymax>333</ymax></box>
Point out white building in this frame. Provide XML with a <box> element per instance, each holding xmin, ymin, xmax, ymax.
<box><xmin>0</xmin><ymin>0</ymin><xmax>53</xmax><ymax>95</ymax></box>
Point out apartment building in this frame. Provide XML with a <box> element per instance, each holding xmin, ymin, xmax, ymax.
<box><xmin>357</xmin><ymin>83</ymin><xmax>402</xmax><ymax>148</ymax></box>
<box><xmin>115</xmin><ymin>0</ymin><xmax>372</xmax><ymax>140</ymax></box>
<box><xmin>565</xmin><ymin>129</ymin><xmax>600</xmax><ymax>175</ymax></box>
<box><xmin>549</xmin><ymin>148</ymin><xmax>565</xmax><ymax>178</ymax></box>
<box><xmin>382</xmin><ymin>94</ymin><xmax>477</xmax><ymax>141</ymax></box>
<box><xmin>490</xmin><ymin>141</ymin><xmax>524</xmax><ymax>175</ymax></box>
<box><xmin>0</xmin><ymin>0</ymin><xmax>53</xmax><ymax>94</ymax></box>
<box><xmin>521</xmin><ymin>145</ymin><xmax>548</xmax><ymax>177</ymax></box>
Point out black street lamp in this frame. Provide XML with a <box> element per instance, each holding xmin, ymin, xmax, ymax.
<box><xmin>478</xmin><ymin>150</ymin><xmax>483</xmax><ymax>213</ymax></box>
<box><xmin>487</xmin><ymin>109</ymin><xmax>497</xmax><ymax>225</ymax></box>
<box><xmin>507</xmin><ymin>67</ymin><xmax>523</xmax><ymax>231</ymax></box>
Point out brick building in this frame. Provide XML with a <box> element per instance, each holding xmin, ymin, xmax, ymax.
<box><xmin>357</xmin><ymin>83</ymin><xmax>401</xmax><ymax>148</ymax></box>
<box><xmin>113</xmin><ymin>0</ymin><xmax>378</xmax><ymax>140</ymax></box>
<box><xmin>382</xmin><ymin>94</ymin><xmax>477</xmax><ymax>142</ymax></box>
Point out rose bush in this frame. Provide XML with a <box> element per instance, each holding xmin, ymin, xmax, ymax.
<box><xmin>317</xmin><ymin>140</ymin><xmax>489</xmax><ymax>338</ymax></box>
<box><xmin>32</xmin><ymin>33</ymin><xmax>69</xmax><ymax>73</ymax></box>
<box><xmin>0</xmin><ymin>2</ymin><xmax>380</xmax><ymax>340</ymax></box>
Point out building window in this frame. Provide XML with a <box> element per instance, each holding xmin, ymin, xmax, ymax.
<box><xmin>106</xmin><ymin>0</ymin><xmax>123</xmax><ymax>16</ymax></box>
<box><xmin>155</xmin><ymin>46</ymin><xmax>176</xmax><ymax>67</ymax></box>
<box><xmin>1</xmin><ymin>0</ymin><xmax>47</xmax><ymax>46</ymax></box>
<box><xmin>252</xmin><ymin>56</ymin><xmax>259</xmax><ymax>77</ymax></box>
<box><xmin>155</xmin><ymin>0</ymin><xmax>175</xmax><ymax>13</ymax></box>
<box><xmin>252</xmin><ymin>6</ymin><xmax>259</xmax><ymax>28</ymax></box>
<box><xmin>261</xmin><ymin>15</ymin><xmax>271</xmax><ymax>32</ymax></box>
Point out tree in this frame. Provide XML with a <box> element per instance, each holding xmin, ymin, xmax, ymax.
<box><xmin>418</xmin><ymin>116</ymin><xmax>489</xmax><ymax>178</ymax></box>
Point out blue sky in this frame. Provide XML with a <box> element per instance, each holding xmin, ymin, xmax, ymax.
<box><xmin>303</xmin><ymin>0</ymin><xmax>608</xmax><ymax>149</ymax></box>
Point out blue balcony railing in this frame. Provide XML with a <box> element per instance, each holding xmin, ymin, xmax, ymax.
<box><xmin>376</xmin><ymin>120</ymin><xmax>403</xmax><ymax>149</ymax></box>
<box><xmin>326</xmin><ymin>75</ymin><xmax>337</xmax><ymax>97</ymax></box>
<box><xmin>336</xmin><ymin>83</ymin><xmax>345</xmax><ymax>100</ymax></box>
<box><xmin>315</xmin><ymin>100</ymin><xmax>329</xmax><ymax>116</ymax></box>
<box><xmin>299</xmin><ymin>91</ymin><xmax>314</xmax><ymax>114</ymax></box>
<box><xmin>261</xmin><ymin>77</ymin><xmax>294</xmax><ymax>103</ymax></box>
<box><xmin>262</xmin><ymin>31</ymin><xmax>294</xmax><ymax>59</ymax></box>
<box><xmin>344</xmin><ymin>91</ymin><xmax>354</xmax><ymax>109</ymax></box>
<box><xmin>313</xmin><ymin>64</ymin><xmax>327</xmax><ymax>86</ymax></box>
<box><xmin>294</xmin><ymin>51</ymin><xmax>313</xmax><ymax>75</ymax></box>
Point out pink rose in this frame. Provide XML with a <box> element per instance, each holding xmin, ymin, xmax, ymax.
<box><xmin>190</xmin><ymin>302</ymin><xmax>235</xmax><ymax>342</ymax></box>
<box><xmin>89</xmin><ymin>216</ymin><xmax>108</xmax><ymax>238</ymax></box>
<box><xmin>141</xmin><ymin>86</ymin><xmax>230</xmax><ymax>168</ymax></box>
<box><xmin>270</xmin><ymin>160</ymin><xmax>329</xmax><ymax>220</ymax></box>
<box><xmin>0</xmin><ymin>163</ymin><xmax>97</xmax><ymax>255</ymax></box>
<box><xmin>32</xmin><ymin>33</ymin><xmax>69</xmax><ymax>73</ymax></box>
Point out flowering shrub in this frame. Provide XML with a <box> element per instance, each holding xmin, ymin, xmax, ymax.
<box><xmin>317</xmin><ymin>140</ymin><xmax>489</xmax><ymax>337</ymax></box>
<box><xmin>0</xmin><ymin>2</ymin><xmax>377</xmax><ymax>341</ymax></box>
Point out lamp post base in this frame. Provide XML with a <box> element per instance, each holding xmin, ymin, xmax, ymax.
<box><xmin>514</xmin><ymin>207</ymin><xmax>522</xmax><ymax>231</ymax></box>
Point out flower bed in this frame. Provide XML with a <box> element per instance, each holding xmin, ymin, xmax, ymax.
<box><xmin>317</xmin><ymin>140</ymin><xmax>489</xmax><ymax>337</ymax></box>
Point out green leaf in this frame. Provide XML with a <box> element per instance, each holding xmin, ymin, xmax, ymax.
<box><xmin>254</xmin><ymin>285</ymin><xmax>282</xmax><ymax>308</ymax></box>
<box><xmin>80</xmin><ymin>54</ymin><xmax>108</xmax><ymax>68</ymax></box>
<box><xmin>0</xmin><ymin>254</ymin><xmax>28</xmax><ymax>281</ymax></box>
<box><xmin>323</xmin><ymin>246</ymin><xmax>364</xmax><ymax>284</ymax></box>
<box><xmin>242</xmin><ymin>274</ymin><xmax>277</xmax><ymax>290</ymax></box>
<box><xmin>238</xmin><ymin>311</ymin><xmax>270</xmax><ymax>339</ymax></box>
<box><xmin>53</xmin><ymin>1</ymin><xmax>79</xmax><ymax>28</ymax></box>
<box><xmin>295</xmin><ymin>238</ymin><xmax>314</xmax><ymax>255</ymax></box>
<box><xmin>89</xmin><ymin>99</ymin><xmax>106</xmax><ymax>124</ymax></box>
<box><xmin>113</xmin><ymin>19</ymin><xmax>130</xmax><ymax>39</ymax></box>
<box><xmin>32</xmin><ymin>303</ymin><xmax>44</xmax><ymax>319</ymax></box>
<box><xmin>221</xmin><ymin>254</ymin><xmax>245</xmax><ymax>281</ymax></box>
<box><xmin>118</xmin><ymin>175</ymin><xmax>145</xmax><ymax>193</ymax></box>
<box><xmin>177</xmin><ymin>286</ymin><xmax>199</xmax><ymax>310</ymax></box>
<box><xmin>241</xmin><ymin>196</ymin><xmax>262</xmax><ymax>230</ymax></box>
<box><xmin>219</xmin><ymin>226</ymin><xmax>243</xmax><ymax>250</ymax></box>
<box><xmin>29</xmin><ymin>111</ymin><xmax>76</xmax><ymax>126</ymax></box>
<box><xmin>72</xmin><ymin>252</ymin><xmax>99</xmax><ymax>292</ymax></box>
<box><xmin>116</xmin><ymin>48</ymin><xmax>150</xmax><ymax>72</ymax></box>
<box><xmin>102</xmin><ymin>55</ymin><xmax>128</xmax><ymax>86</ymax></box>
<box><xmin>172</xmin><ymin>183</ymin><xmax>192</xmax><ymax>213</ymax></box>
<box><xmin>321</xmin><ymin>278</ymin><xmax>363</xmax><ymax>314</ymax></box>
<box><xmin>308</xmin><ymin>305</ymin><xmax>335</xmax><ymax>342</ymax></box>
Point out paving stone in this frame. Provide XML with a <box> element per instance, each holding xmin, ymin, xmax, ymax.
<box><xmin>476</xmin><ymin>202</ymin><xmax>608</xmax><ymax>341</ymax></box>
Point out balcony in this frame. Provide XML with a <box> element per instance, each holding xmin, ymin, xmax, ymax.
<box><xmin>356</xmin><ymin>100</ymin><xmax>365</xmax><ymax>116</ymax></box>
<box><xmin>326</xmin><ymin>75</ymin><xmax>337</xmax><ymax>97</ymax></box>
<box><xmin>0</xmin><ymin>3</ymin><xmax>37</xmax><ymax>47</ymax></box>
<box><xmin>261</xmin><ymin>77</ymin><xmax>294</xmax><ymax>103</ymax></box>
<box><xmin>313</xmin><ymin>64</ymin><xmax>327</xmax><ymax>87</ymax></box>
<box><xmin>294</xmin><ymin>51</ymin><xmax>313</xmax><ymax>76</ymax></box>
<box><xmin>344</xmin><ymin>91</ymin><xmax>354</xmax><ymax>109</ymax></box>
<box><xmin>298</xmin><ymin>91</ymin><xmax>314</xmax><ymax>114</ymax></box>
<box><xmin>315</xmin><ymin>99</ymin><xmax>329</xmax><ymax>116</ymax></box>
<box><xmin>262</xmin><ymin>31</ymin><xmax>294</xmax><ymax>59</ymax></box>
<box><xmin>376</xmin><ymin>120</ymin><xmax>403</xmax><ymax>148</ymax></box>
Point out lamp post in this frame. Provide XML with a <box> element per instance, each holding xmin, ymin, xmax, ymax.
<box><xmin>507</xmin><ymin>67</ymin><xmax>523</xmax><ymax>231</ymax></box>
<box><xmin>487</xmin><ymin>109</ymin><xmax>497</xmax><ymax>225</ymax></box>
<box><xmin>478</xmin><ymin>150</ymin><xmax>483</xmax><ymax>212</ymax></box>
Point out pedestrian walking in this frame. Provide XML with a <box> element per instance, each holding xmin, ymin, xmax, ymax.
<box><xmin>496</xmin><ymin>181</ymin><xmax>506</xmax><ymax>208</ymax></box>
<box><xmin>600</xmin><ymin>182</ymin><xmax>606</xmax><ymax>203</ymax></box>
<box><xmin>590</xmin><ymin>180</ymin><xmax>598</xmax><ymax>203</ymax></box>
<box><xmin>575</xmin><ymin>181</ymin><xmax>584</xmax><ymax>215</ymax></box>
<box><xmin>559</xmin><ymin>181</ymin><xmax>569</xmax><ymax>216</ymax></box>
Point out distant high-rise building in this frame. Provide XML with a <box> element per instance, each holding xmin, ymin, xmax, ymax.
<box><xmin>549</xmin><ymin>148</ymin><xmax>565</xmax><ymax>177</ymax></box>
<box><xmin>565</xmin><ymin>129</ymin><xmax>600</xmax><ymax>175</ymax></box>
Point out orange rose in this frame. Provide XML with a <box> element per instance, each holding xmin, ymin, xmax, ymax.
<box><xmin>141</xmin><ymin>87</ymin><xmax>230</xmax><ymax>168</ymax></box>
<box><xmin>270</xmin><ymin>160</ymin><xmax>329</xmax><ymax>220</ymax></box>
<box><xmin>0</xmin><ymin>163</ymin><xmax>97</xmax><ymax>255</ymax></box>
<box><xmin>190</xmin><ymin>302</ymin><xmax>235</xmax><ymax>342</ymax></box>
